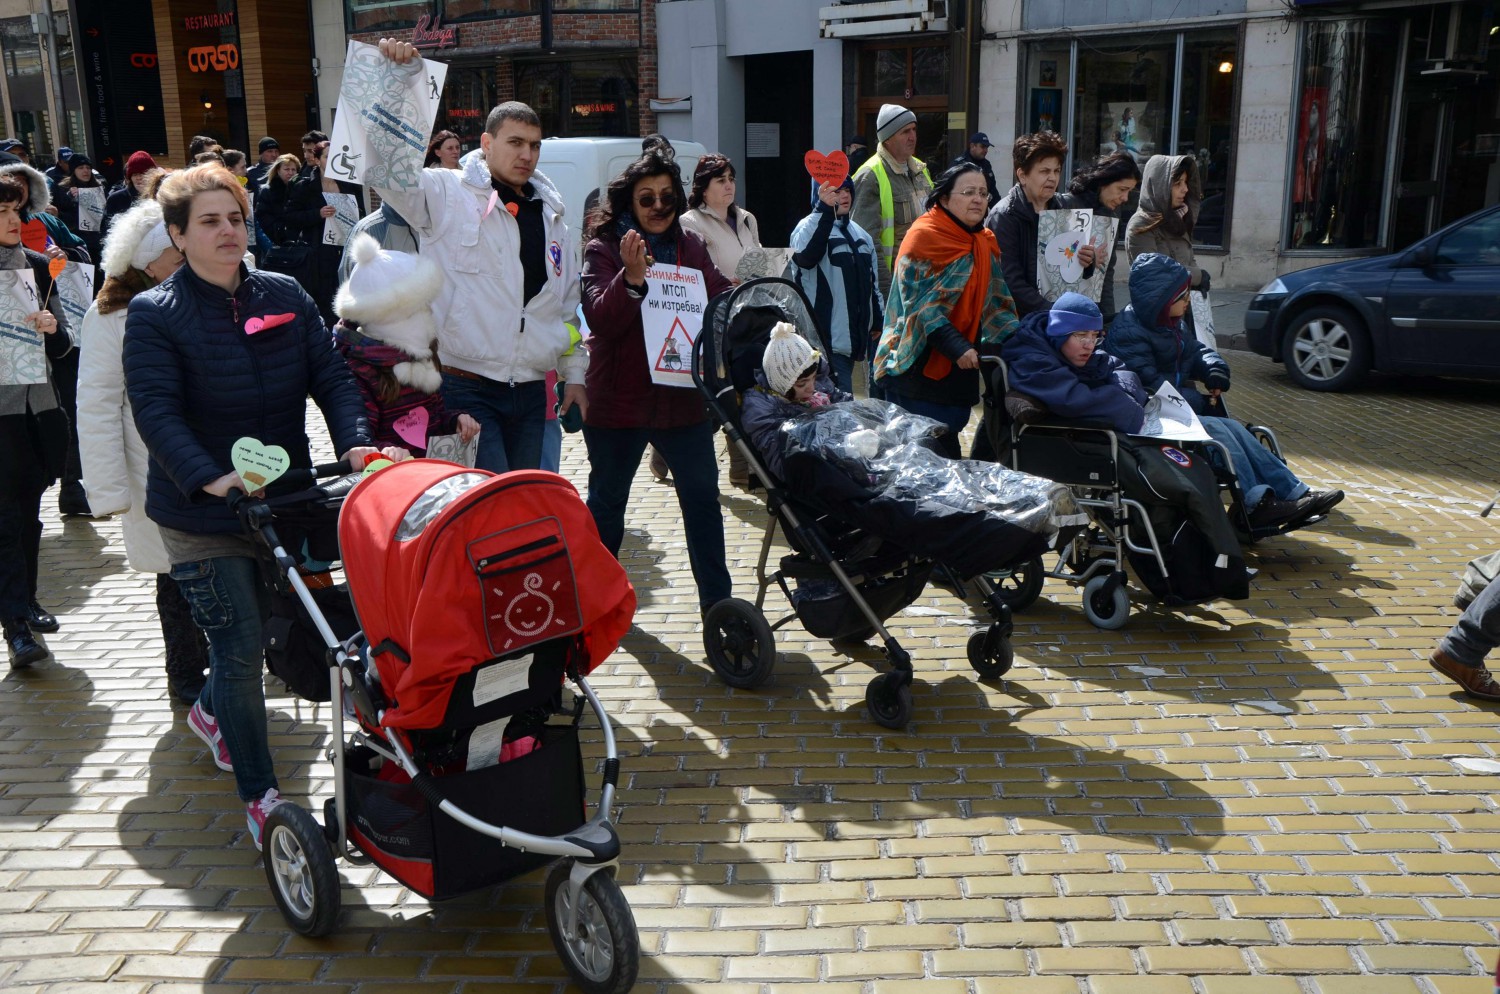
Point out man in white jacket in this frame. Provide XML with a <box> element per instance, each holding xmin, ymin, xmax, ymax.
<box><xmin>370</xmin><ymin>38</ymin><xmax>587</xmax><ymax>472</ymax></box>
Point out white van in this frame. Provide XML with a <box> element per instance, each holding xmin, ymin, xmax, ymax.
<box><xmin>537</xmin><ymin>137</ymin><xmax>706</xmax><ymax>236</ymax></box>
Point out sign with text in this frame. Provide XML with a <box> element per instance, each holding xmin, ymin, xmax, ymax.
<box><xmin>322</xmin><ymin>193</ymin><xmax>361</xmax><ymax>246</ymax></box>
<box><xmin>0</xmin><ymin>270</ymin><xmax>45</xmax><ymax>386</ymax></box>
<box><xmin>641</xmin><ymin>264</ymin><xmax>708</xmax><ymax>388</ymax></box>
<box><xmin>328</xmin><ymin>40</ymin><xmax>448</xmax><ymax>191</ymax></box>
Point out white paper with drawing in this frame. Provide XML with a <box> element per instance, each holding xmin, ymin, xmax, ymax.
<box><xmin>0</xmin><ymin>270</ymin><xmax>46</xmax><ymax>385</ymax></box>
<box><xmin>1138</xmin><ymin>381</ymin><xmax>1211</xmax><ymax>441</ymax></box>
<box><xmin>327</xmin><ymin>40</ymin><xmax>448</xmax><ymax>191</ymax></box>
<box><xmin>53</xmin><ymin>262</ymin><xmax>94</xmax><ymax>344</ymax></box>
<box><xmin>77</xmin><ymin>188</ymin><xmax>106</xmax><ymax>233</ymax></box>
<box><xmin>1037</xmin><ymin>208</ymin><xmax>1117</xmax><ymax>303</ymax></box>
<box><xmin>322</xmin><ymin>193</ymin><xmax>361</xmax><ymax>246</ymax></box>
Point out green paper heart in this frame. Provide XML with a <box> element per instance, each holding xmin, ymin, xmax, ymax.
<box><xmin>231</xmin><ymin>437</ymin><xmax>291</xmax><ymax>491</ymax></box>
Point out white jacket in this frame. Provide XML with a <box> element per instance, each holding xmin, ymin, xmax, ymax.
<box><xmin>376</xmin><ymin>151</ymin><xmax>585</xmax><ymax>386</ymax></box>
<box><xmin>77</xmin><ymin>302</ymin><xmax>170</xmax><ymax>575</ymax></box>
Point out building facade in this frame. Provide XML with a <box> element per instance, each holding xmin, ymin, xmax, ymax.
<box><xmin>338</xmin><ymin>0</ymin><xmax>659</xmax><ymax>161</ymax></box>
<box><xmin>0</xmin><ymin>0</ymin><xmax>87</xmax><ymax>163</ymax></box>
<box><xmin>978</xmin><ymin>0</ymin><xmax>1500</xmax><ymax>288</ymax></box>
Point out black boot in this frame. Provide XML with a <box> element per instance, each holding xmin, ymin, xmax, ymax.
<box><xmin>57</xmin><ymin>482</ymin><xmax>91</xmax><ymax>518</ymax></box>
<box><xmin>4</xmin><ymin>618</ymin><xmax>47</xmax><ymax>669</ymax></box>
<box><xmin>25</xmin><ymin>600</ymin><xmax>58</xmax><ymax>633</ymax></box>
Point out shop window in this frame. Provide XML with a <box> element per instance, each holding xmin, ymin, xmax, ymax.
<box><xmin>515</xmin><ymin>57</ymin><xmax>637</xmax><ymax>139</ymax></box>
<box><xmin>442</xmin><ymin>0</ymin><xmax>535</xmax><ymax>21</ymax></box>
<box><xmin>856</xmin><ymin>43</ymin><xmax>950</xmax><ymax>165</ymax></box>
<box><xmin>553</xmin><ymin>0</ymin><xmax>639</xmax><ymax>9</ymax></box>
<box><xmin>345</xmin><ymin>0</ymin><xmax>433</xmax><ymax>34</ymax></box>
<box><xmin>0</xmin><ymin>18</ymin><xmax>42</xmax><ymax>78</ymax></box>
<box><xmin>1176</xmin><ymin>29</ymin><xmax>1236</xmax><ymax>247</ymax></box>
<box><xmin>1286</xmin><ymin>19</ymin><xmax>1401</xmax><ymax>251</ymax></box>
<box><xmin>436</xmin><ymin>65</ymin><xmax>497</xmax><ymax>152</ymax></box>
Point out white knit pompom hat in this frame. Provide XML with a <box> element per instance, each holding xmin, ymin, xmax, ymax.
<box><xmin>762</xmin><ymin>321</ymin><xmax>819</xmax><ymax>398</ymax></box>
<box><xmin>333</xmin><ymin>232</ymin><xmax>442</xmax><ymax>324</ymax></box>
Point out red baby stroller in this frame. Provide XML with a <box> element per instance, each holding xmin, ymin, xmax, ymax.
<box><xmin>242</xmin><ymin>459</ymin><xmax>640</xmax><ymax>994</ymax></box>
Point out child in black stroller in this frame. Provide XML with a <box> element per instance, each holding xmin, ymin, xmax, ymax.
<box><xmin>691</xmin><ymin>278</ymin><xmax>1085</xmax><ymax>728</ymax></box>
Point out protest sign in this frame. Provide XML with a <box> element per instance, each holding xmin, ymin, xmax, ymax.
<box><xmin>0</xmin><ymin>269</ymin><xmax>46</xmax><ymax>385</ymax></box>
<box><xmin>804</xmin><ymin>150</ymin><xmax>850</xmax><ymax>188</ymax></box>
<box><xmin>52</xmin><ymin>262</ymin><xmax>94</xmax><ymax>344</ymax></box>
<box><xmin>426</xmin><ymin>431</ymin><xmax>478</xmax><ymax>467</ymax></box>
<box><xmin>1138</xmin><ymin>381</ymin><xmax>1212</xmax><ymax>441</ymax></box>
<box><xmin>328</xmin><ymin>40</ymin><xmax>448</xmax><ymax>191</ymax></box>
<box><xmin>322</xmin><ymin>193</ymin><xmax>361</xmax><ymax>246</ymax></box>
<box><xmin>641</xmin><ymin>265</ymin><xmax>708</xmax><ymax>388</ymax></box>
<box><xmin>1037</xmin><ymin>208</ymin><xmax>1118</xmax><ymax>303</ymax></box>
<box><xmin>77</xmin><ymin>188</ymin><xmax>106</xmax><ymax>233</ymax></box>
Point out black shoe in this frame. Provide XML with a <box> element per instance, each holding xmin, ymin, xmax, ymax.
<box><xmin>57</xmin><ymin>482</ymin><xmax>91</xmax><ymax>517</ymax></box>
<box><xmin>1304</xmin><ymin>489</ymin><xmax>1344</xmax><ymax>518</ymax></box>
<box><xmin>167</xmin><ymin>676</ymin><xmax>207</xmax><ymax>707</ymax></box>
<box><xmin>25</xmin><ymin>601</ymin><xmax>58</xmax><ymax>633</ymax></box>
<box><xmin>1248</xmin><ymin>493</ymin><xmax>1309</xmax><ymax>529</ymax></box>
<box><xmin>5</xmin><ymin>619</ymin><xmax>47</xmax><ymax>669</ymax></box>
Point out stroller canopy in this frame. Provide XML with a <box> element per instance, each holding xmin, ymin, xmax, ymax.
<box><xmin>340</xmin><ymin>461</ymin><xmax>636</xmax><ymax>730</ymax></box>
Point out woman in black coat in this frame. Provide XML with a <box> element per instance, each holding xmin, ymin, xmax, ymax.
<box><xmin>0</xmin><ymin>164</ymin><xmax>72</xmax><ymax>667</ymax></box>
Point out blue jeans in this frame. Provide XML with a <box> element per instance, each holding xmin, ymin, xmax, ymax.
<box><xmin>440</xmin><ymin>373</ymin><xmax>546</xmax><ymax>473</ymax></box>
<box><xmin>541</xmin><ymin>418</ymin><xmax>562</xmax><ymax>473</ymax></box>
<box><xmin>829</xmin><ymin>353</ymin><xmax>856</xmax><ymax>396</ymax></box>
<box><xmin>1442</xmin><ymin>569</ymin><xmax>1500</xmax><ymax>667</ymax></box>
<box><xmin>1200</xmin><ymin>417</ymin><xmax>1307</xmax><ymax>509</ymax></box>
<box><xmin>884</xmin><ymin>390</ymin><xmax>970</xmax><ymax>459</ymax></box>
<box><xmin>171</xmin><ymin>556</ymin><xmax>275</xmax><ymax>802</ymax></box>
<box><xmin>583</xmin><ymin>420</ymin><xmax>731</xmax><ymax>610</ymax></box>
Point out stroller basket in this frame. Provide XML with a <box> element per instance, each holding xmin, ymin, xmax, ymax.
<box><xmin>344</xmin><ymin>720</ymin><xmax>586</xmax><ymax>901</ymax></box>
<box><xmin>790</xmin><ymin>561</ymin><xmax>934</xmax><ymax>641</ymax></box>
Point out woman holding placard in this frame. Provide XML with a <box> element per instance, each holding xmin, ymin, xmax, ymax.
<box><xmin>0</xmin><ymin>164</ymin><xmax>72</xmax><ymax>668</ymax></box>
<box><xmin>579</xmin><ymin>151</ymin><xmax>735</xmax><ymax>614</ymax></box>
<box><xmin>1056</xmin><ymin>152</ymin><xmax>1140</xmax><ymax>323</ymax></box>
<box><xmin>123</xmin><ymin>165</ymin><xmax>393</xmax><ymax>850</ymax></box>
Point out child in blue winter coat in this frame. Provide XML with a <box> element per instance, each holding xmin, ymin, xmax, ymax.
<box><xmin>740</xmin><ymin>322</ymin><xmax>852</xmax><ymax>481</ymax></box>
<box><xmin>1107</xmin><ymin>253</ymin><xmax>1344</xmax><ymax>530</ymax></box>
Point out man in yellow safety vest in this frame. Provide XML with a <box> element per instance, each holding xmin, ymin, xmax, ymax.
<box><xmin>851</xmin><ymin>103</ymin><xmax>934</xmax><ymax>298</ymax></box>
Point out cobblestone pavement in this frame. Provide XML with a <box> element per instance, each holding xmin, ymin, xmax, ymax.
<box><xmin>4</xmin><ymin>352</ymin><xmax>1500</xmax><ymax>994</ymax></box>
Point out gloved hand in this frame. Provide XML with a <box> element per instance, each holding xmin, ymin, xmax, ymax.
<box><xmin>1197</xmin><ymin>269</ymin><xmax>1212</xmax><ymax>294</ymax></box>
<box><xmin>1204</xmin><ymin>369</ymin><xmax>1231</xmax><ymax>393</ymax></box>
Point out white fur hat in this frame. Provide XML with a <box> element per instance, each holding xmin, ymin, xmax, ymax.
<box><xmin>100</xmin><ymin>199</ymin><xmax>171</xmax><ymax>278</ymax></box>
<box><xmin>334</xmin><ymin>232</ymin><xmax>443</xmax><ymax>324</ymax></box>
<box><xmin>762</xmin><ymin>321</ymin><xmax>819</xmax><ymax>398</ymax></box>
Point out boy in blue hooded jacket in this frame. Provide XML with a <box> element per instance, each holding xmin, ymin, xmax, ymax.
<box><xmin>1108</xmin><ymin>253</ymin><xmax>1343</xmax><ymax>530</ymax></box>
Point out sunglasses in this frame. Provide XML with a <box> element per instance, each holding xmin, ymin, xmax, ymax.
<box><xmin>636</xmin><ymin>192</ymin><xmax>678</xmax><ymax>211</ymax></box>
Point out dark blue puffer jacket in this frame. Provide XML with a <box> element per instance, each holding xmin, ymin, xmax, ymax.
<box><xmin>124</xmin><ymin>264</ymin><xmax>371</xmax><ymax>534</ymax></box>
<box><xmin>1000</xmin><ymin>310</ymin><xmax>1147</xmax><ymax>434</ymax></box>
<box><xmin>1107</xmin><ymin>252</ymin><xmax>1228</xmax><ymax>412</ymax></box>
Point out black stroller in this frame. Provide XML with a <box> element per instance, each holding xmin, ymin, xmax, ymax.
<box><xmin>691</xmin><ymin>278</ymin><xmax>1068</xmax><ymax>728</ymax></box>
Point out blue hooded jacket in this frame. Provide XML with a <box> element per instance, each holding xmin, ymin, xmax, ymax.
<box><xmin>1000</xmin><ymin>309</ymin><xmax>1148</xmax><ymax>434</ymax></box>
<box><xmin>1107</xmin><ymin>253</ymin><xmax>1229</xmax><ymax>413</ymax></box>
<box><xmin>786</xmin><ymin>179</ymin><xmax>883</xmax><ymax>360</ymax></box>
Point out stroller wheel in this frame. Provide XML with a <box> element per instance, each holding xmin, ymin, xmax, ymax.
<box><xmin>967</xmin><ymin>625</ymin><xmax>1014</xmax><ymax>680</ymax></box>
<box><xmin>262</xmin><ymin>802</ymin><xmax>341</xmax><ymax>937</ymax></box>
<box><xmin>865</xmin><ymin>673</ymin><xmax>914</xmax><ymax>729</ymax></box>
<box><xmin>986</xmin><ymin>556</ymin><xmax>1045</xmax><ymax>612</ymax></box>
<box><xmin>1082</xmin><ymin>575</ymin><xmax>1130</xmax><ymax>630</ymax></box>
<box><xmin>703</xmin><ymin>598</ymin><xmax>776</xmax><ymax>689</ymax></box>
<box><xmin>545</xmin><ymin>859</ymin><xmax>641</xmax><ymax>994</ymax></box>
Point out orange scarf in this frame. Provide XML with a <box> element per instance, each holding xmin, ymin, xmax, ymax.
<box><xmin>898</xmin><ymin>207</ymin><xmax>999</xmax><ymax>380</ymax></box>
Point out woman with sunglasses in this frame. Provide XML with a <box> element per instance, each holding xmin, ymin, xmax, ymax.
<box><xmin>579</xmin><ymin>151</ymin><xmax>735</xmax><ymax>615</ymax></box>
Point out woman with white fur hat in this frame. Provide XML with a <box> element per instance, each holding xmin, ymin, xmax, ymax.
<box><xmin>77</xmin><ymin>198</ymin><xmax>211</xmax><ymax>704</ymax></box>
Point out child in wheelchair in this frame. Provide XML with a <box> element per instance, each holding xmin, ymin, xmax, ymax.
<box><xmin>1107</xmin><ymin>253</ymin><xmax>1343</xmax><ymax>532</ymax></box>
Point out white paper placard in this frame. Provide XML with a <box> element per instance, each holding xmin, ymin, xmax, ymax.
<box><xmin>52</xmin><ymin>262</ymin><xmax>94</xmax><ymax>343</ymax></box>
<box><xmin>1138</xmin><ymin>381</ymin><xmax>1212</xmax><ymax>441</ymax></box>
<box><xmin>322</xmin><ymin>192</ymin><xmax>361</xmax><ymax>246</ymax></box>
<box><xmin>327</xmin><ymin>40</ymin><xmax>449</xmax><ymax>190</ymax></box>
<box><xmin>1037</xmin><ymin>208</ymin><xmax>1118</xmax><ymax>303</ymax></box>
<box><xmin>641</xmin><ymin>264</ymin><xmax>708</xmax><ymax>389</ymax></box>
<box><xmin>77</xmin><ymin>187</ymin><xmax>106</xmax><ymax>232</ymax></box>
<box><xmin>425</xmin><ymin>430</ymin><xmax>479</xmax><ymax>467</ymax></box>
<box><xmin>0</xmin><ymin>269</ymin><xmax>45</xmax><ymax>385</ymax></box>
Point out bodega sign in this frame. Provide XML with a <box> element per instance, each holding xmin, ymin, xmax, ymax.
<box><xmin>411</xmin><ymin>14</ymin><xmax>457</xmax><ymax>49</ymax></box>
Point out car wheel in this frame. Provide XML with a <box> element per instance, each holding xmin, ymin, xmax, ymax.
<box><xmin>1282</xmin><ymin>304</ymin><xmax>1371</xmax><ymax>392</ymax></box>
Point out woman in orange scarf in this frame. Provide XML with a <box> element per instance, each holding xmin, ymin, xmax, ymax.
<box><xmin>871</xmin><ymin>162</ymin><xmax>1020</xmax><ymax>457</ymax></box>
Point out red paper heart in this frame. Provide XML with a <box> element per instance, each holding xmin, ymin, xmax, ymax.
<box><xmin>245</xmin><ymin>312</ymin><xmax>296</xmax><ymax>335</ymax></box>
<box><xmin>804</xmin><ymin>150</ymin><xmax>850</xmax><ymax>189</ymax></box>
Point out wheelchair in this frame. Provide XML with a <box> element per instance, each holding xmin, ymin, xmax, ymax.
<box><xmin>977</xmin><ymin>357</ymin><xmax>1297</xmax><ymax>629</ymax></box>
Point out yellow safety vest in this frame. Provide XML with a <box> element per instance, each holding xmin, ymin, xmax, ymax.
<box><xmin>854</xmin><ymin>152</ymin><xmax>932</xmax><ymax>273</ymax></box>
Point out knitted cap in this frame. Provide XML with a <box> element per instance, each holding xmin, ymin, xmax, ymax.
<box><xmin>124</xmin><ymin>151</ymin><xmax>158</xmax><ymax>180</ymax></box>
<box><xmin>762</xmin><ymin>322</ymin><xmax>819</xmax><ymax>397</ymax></box>
<box><xmin>876</xmin><ymin>104</ymin><xmax>916</xmax><ymax>144</ymax></box>
<box><xmin>258</xmin><ymin>136</ymin><xmax>279</xmax><ymax>153</ymax></box>
<box><xmin>1045</xmin><ymin>292</ymin><xmax>1104</xmax><ymax>346</ymax></box>
<box><xmin>333</xmin><ymin>232</ymin><xmax>443</xmax><ymax>324</ymax></box>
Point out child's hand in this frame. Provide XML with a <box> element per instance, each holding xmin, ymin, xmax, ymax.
<box><xmin>457</xmin><ymin>414</ymin><xmax>481</xmax><ymax>442</ymax></box>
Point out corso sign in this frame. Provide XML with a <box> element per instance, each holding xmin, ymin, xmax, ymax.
<box><xmin>187</xmin><ymin>44</ymin><xmax>239</xmax><ymax>72</ymax></box>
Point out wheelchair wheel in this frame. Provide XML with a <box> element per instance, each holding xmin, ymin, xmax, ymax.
<box><xmin>704</xmin><ymin>598</ymin><xmax>776</xmax><ymax>689</ymax></box>
<box><xmin>545</xmin><ymin>859</ymin><xmax>640</xmax><ymax>994</ymax></box>
<box><xmin>262</xmin><ymin>801</ymin><xmax>341</xmax><ymax>937</ymax></box>
<box><xmin>1082</xmin><ymin>575</ymin><xmax>1130</xmax><ymax>630</ymax></box>
<box><xmin>967</xmin><ymin>625</ymin><xmax>1014</xmax><ymax>680</ymax></box>
<box><xmin>865</xmin><ymin>673</ymin><xmax>913</xmax><ymax>729</ymax></box>
<box><xmin>985</xmin><ymin>557</ymin><xmax>1045</xmax><ymax>612</ymax></box>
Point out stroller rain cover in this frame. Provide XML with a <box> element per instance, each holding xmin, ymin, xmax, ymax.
<box><xmin>339</xmin><ymin>460</ymin><xmax>636</xmax><ymax>731</ymax></box>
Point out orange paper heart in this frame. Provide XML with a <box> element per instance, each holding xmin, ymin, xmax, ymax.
<box><xmin>47</xmin><ymin>257</ymin><xmax>66</xmax><ymax>280</ymax></box>
<box><xmin>804</xmin><ymin>150</ymin><xmax>850</xmax><ymax>189</ymax></box>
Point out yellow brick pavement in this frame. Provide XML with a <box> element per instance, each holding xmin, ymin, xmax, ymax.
<box><xmin>2</xmin><ymin>353</ymin><xmax>1500</xmax><ymax>992</ymax></box>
